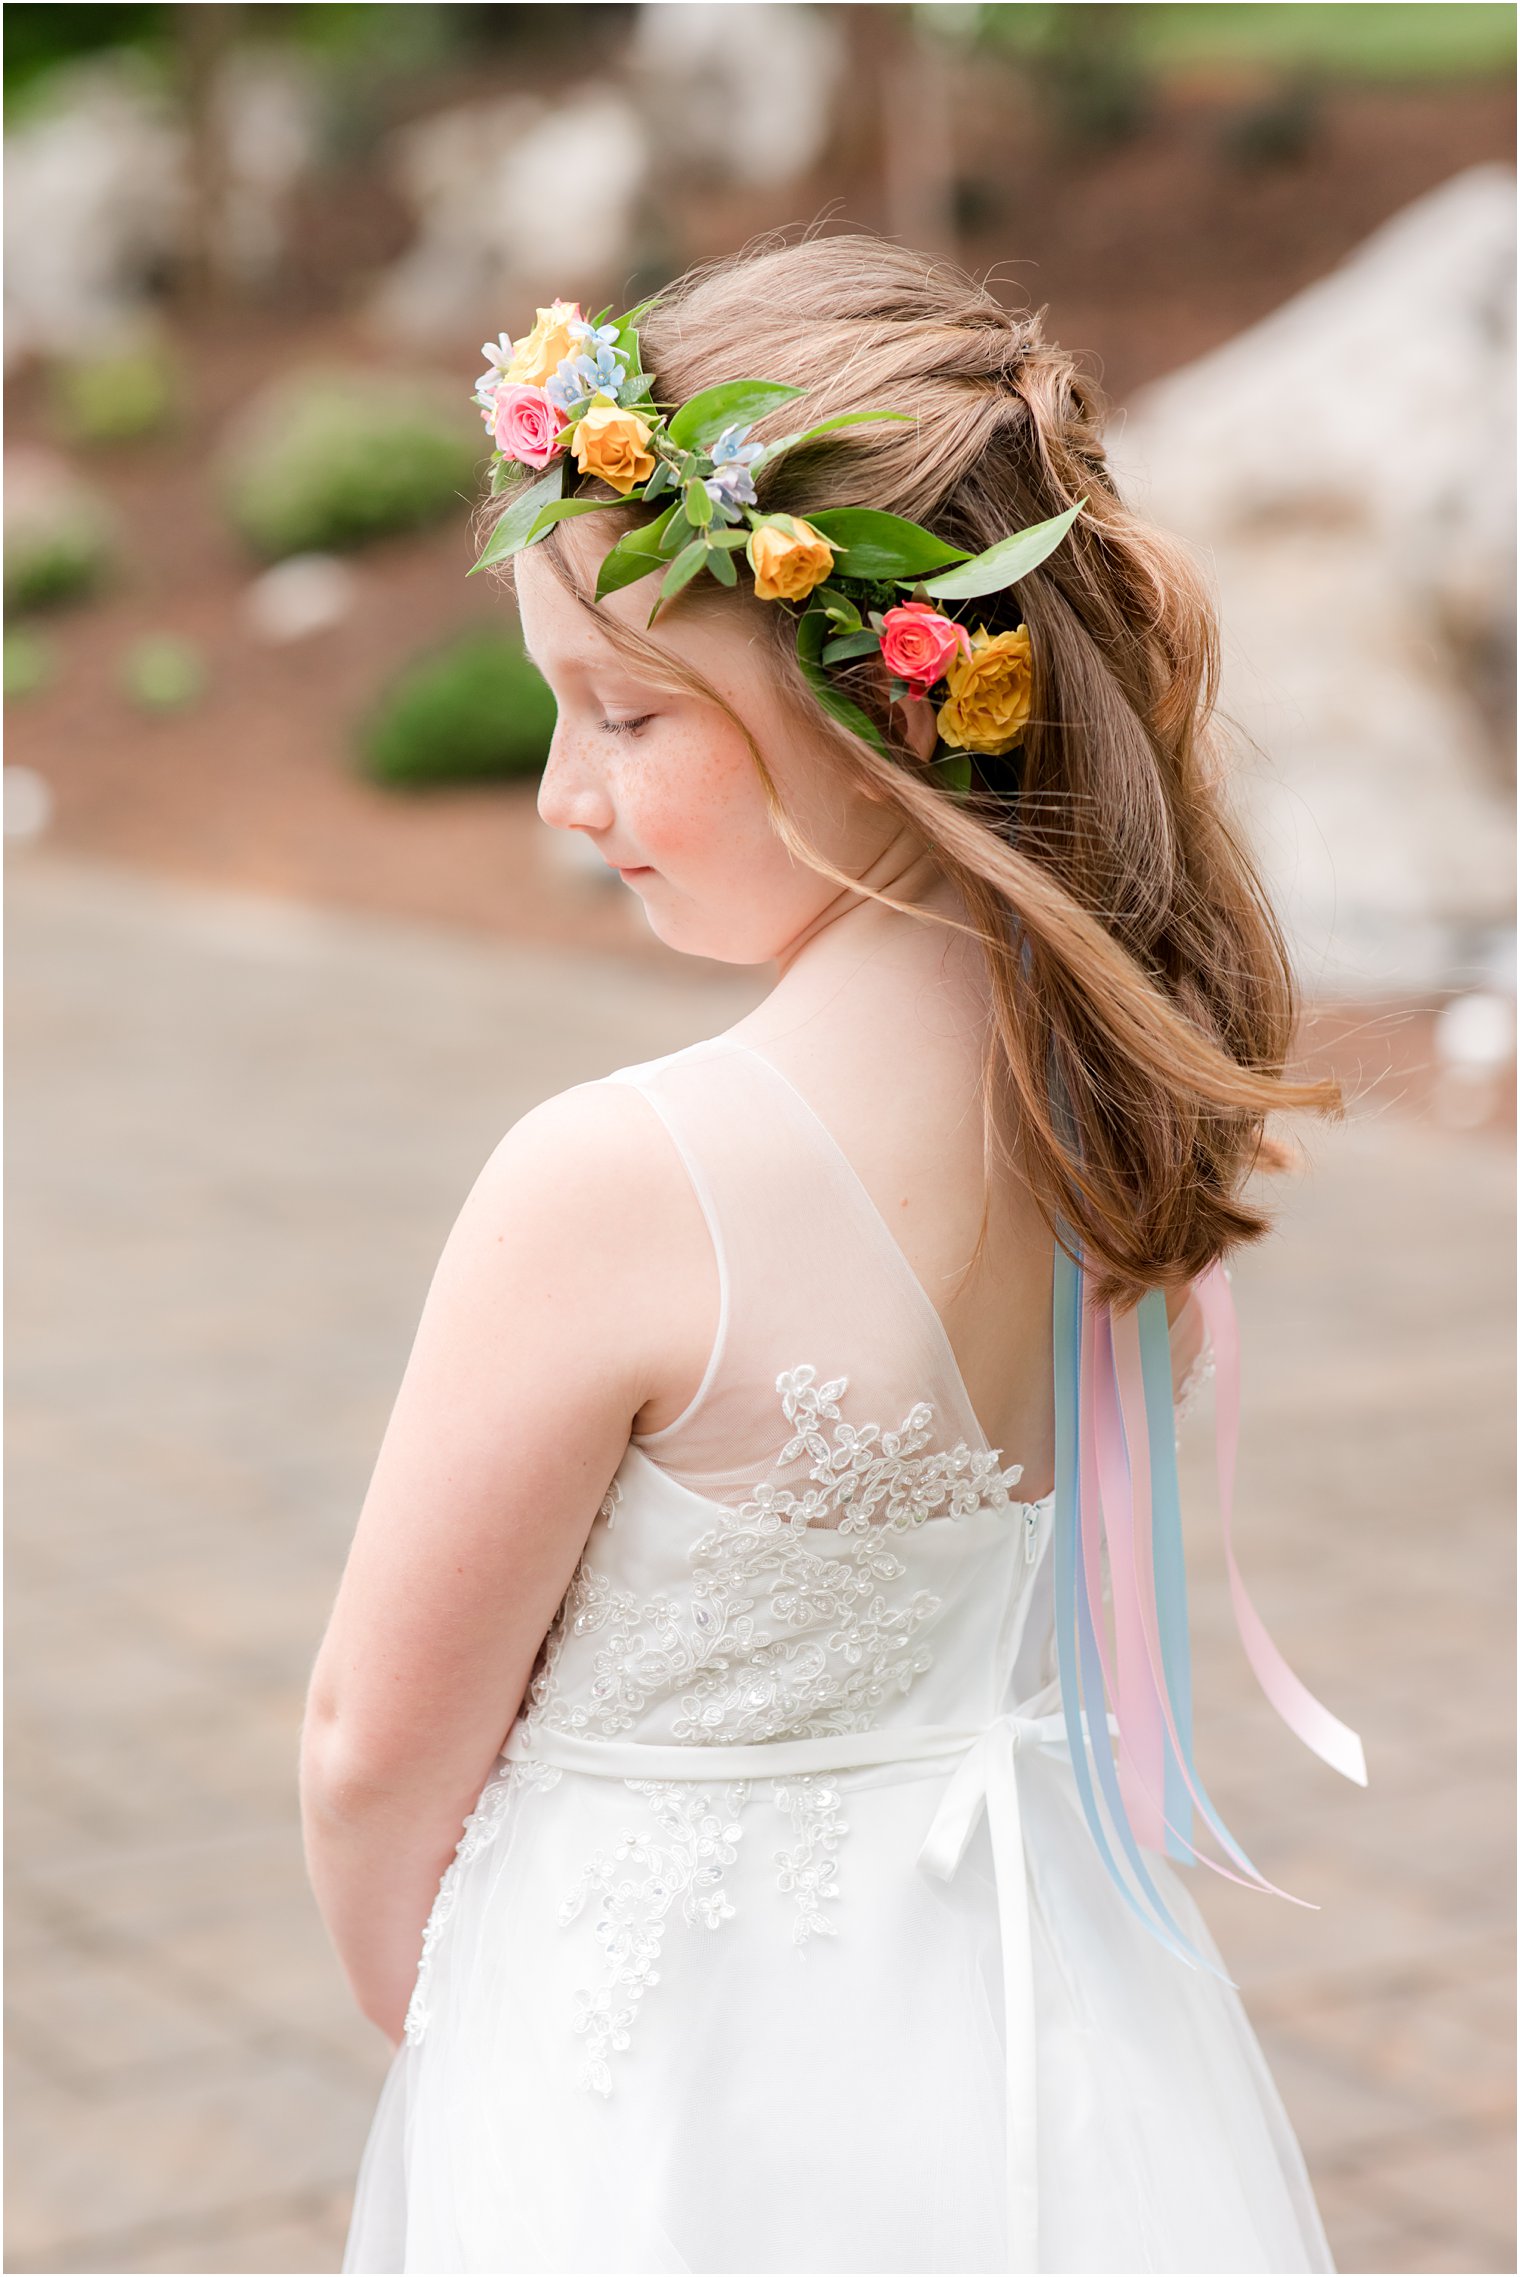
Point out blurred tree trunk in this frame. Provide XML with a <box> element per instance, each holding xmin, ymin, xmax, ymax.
<box><xmin>177</xmin><ymin>2</ymin><xmax>240</xmax><ymax>301</ymax></box>
<box><xmin>835</xmin><ymin>5</ymin><xmax>960</xmax><ymax>264</ymax></box>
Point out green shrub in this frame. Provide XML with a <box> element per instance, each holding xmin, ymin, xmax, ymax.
<box><xmin>359</xmin><ymin>628</ymin><xmax>557</xmax><ymax>789</ymax></box>
<box><xmin>3</xmin><ymin>625</ymin><xmax>54</xmax><ymax>701</ymax></box>
<box><xmin>4</xmin><ymin>465</ymin><xmax>114</xmax><ymax>613</ymax></box>
<box><xmin>52</xmin><ymin>331</ymin><xmax>180</xmax><ymax>446</ymax></box>
<box><xmin>225</xmin><ymin>370</ymin><xmax>483</xmax><ymax>561</ymax></box>
<box><xmin>122</xmin><ymin>634</ymin><xmax>207</xmax><ymax>712</ymax></box>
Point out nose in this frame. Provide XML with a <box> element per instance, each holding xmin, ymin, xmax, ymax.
<box><xmin>536</xmin><ymin>726</ymin><xmax>615</xmax><ymax>837</ymax></box>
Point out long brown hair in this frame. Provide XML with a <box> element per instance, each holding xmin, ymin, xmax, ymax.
<box><xmin>488</xmin><ymin>228</ymin><xmax>1338</xmax><ymax>1307</ymax></box>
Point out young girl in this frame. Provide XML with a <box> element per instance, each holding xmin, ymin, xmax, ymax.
<box><xmin>305</xmin><ymin>234</ymin><xmax>1364</xmax><ymax>2274</ymax></box>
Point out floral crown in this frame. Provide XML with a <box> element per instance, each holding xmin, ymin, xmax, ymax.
<box><xmin>471</xmin><ymin>294</ymin><xmax>1085</xmax><ymax>798</ymax></box>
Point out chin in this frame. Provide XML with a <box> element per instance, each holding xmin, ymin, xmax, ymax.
<box><xmin>640</xmin><ymin>899</ymin><xmax>777</xmax><ymax>968</ymax></box>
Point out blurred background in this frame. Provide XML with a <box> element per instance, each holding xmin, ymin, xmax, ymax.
<box><xmin>4</xmin><ymin>5</ymin><xmax>1514</xmax><ymax>2271</ymax></box>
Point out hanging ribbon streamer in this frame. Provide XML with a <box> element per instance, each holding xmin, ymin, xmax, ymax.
<box><xmin>1051</xmin><ymin>1237</ymin><xmax>1368</xmax><ymax>1977</ymax></box>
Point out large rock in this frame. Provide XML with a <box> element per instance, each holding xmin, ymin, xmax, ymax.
<box><xmin>3</xmin><ymin>53</ymin><xmax>316</xmax><ymax>363</ymax></box>
<box><xmin>1106</xmin><ymin>164</ymin><xmax>1515</xmax><ymax>997</ymax></box>
<box><xmin>368</xmin><ymin>84</ymin><xmax>650</xmax><ymax>341</ymax></box>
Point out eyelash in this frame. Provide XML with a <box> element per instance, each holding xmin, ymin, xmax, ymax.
<box><xmin>599</xmin><ymin>715</ymin><xmax>653</xmax><ymax>737</ymax></box>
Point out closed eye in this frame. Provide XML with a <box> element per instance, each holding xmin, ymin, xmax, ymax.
<box><xmin>599</xmin><ymin>715</ymin><xmax>653</xmax><ymax>737</ymax></box>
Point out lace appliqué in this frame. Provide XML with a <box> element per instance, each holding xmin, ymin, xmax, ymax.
<box><xmin>404</xmin><ymin>1754</ymin><xmax>562</xmax><ymax>2046</ymax></box>
<box><xmin>557</xmin><ymin>1779</ymin><xmax>749</xmax><ymax>2094</ymax></box>
<box><xmin>522</xmin><ymin>1365</ymin><xmax>1028</xmax><ymax>1753</ymax></box>
<box><xmin>469</xmin><ymin>1368</ymin><xmax>1034</xmax><ymax>2088</ymax></box>
<box><xmin>772</xmin><ymin>1774</ymin><xmax>848</xmax><ymax>1943</ymax></box>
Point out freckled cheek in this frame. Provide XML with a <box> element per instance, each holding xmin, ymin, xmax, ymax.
<box><xmin>624</xmin><ymin>741</ymin><xmax>762</xmax><ymax>867</ymax></box>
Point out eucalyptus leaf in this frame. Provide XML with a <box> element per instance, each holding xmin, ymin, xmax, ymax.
<box><xmin>647</xmin><ymin>538</ymin><xmax>708</xmax><ymax>623</ymax></box>
<box><xmin>683</xmin><ymin>478</ymin><xmax>713</xmax><ymax>527</ymax></box>
<box><xmin>658</xmin><ymin>512</ymin><xmax>693</xmax><ymax>558</ymax></box>
<box><xmin>805</xmin><ymin>509</ymin><xmax>970</xmax><ymax>580</ymax></box>
<box><xmin>468</xmin><ymin>463</ymin><xmax>565</xmax><ymax>574</ymax></box>
<box><xmin>705</xmin><ymin>543</ymin><xmax>738</xmax><ymax>587</ymax></box>
<box><xmin>667</xmin><ymin>379</ymin><xmax>804</xmax><ymax>454</ymax></box>
<box><xmin>917</xmin><ymin>498</ymin><xmax>1086</xmax><ymax>600</ymax></box>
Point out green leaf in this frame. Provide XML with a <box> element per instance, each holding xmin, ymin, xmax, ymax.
<box><xmin>821</xmin><ymin>629</ymin><xmax>882</xmax><ymax>665</ymax></box>
<box><xmin>705</xmin><ymin>542</ymin><xmax>738</xmax><ymax>587</ymax></box>
<box><xmin>683</xmin><ymin>477</ymin><xmax>713</xmax><ymax>527</ymax></box>
<box><xmin>931</xmin><ymin>751</ymin><xmax>973</xmax><ymax>797</ymax></box>
<box><xmin>647</xmin><ymin>539</ymin><xmax>709</xmax><ymax>624</ymax></box>
<box><xmin>666</xmin><ymin>379</ymin><xmax>805</xmax><ymax>454</ymax></box>
<box><xmin>750</xmin><ymin>406</ymin><xmax>913</xmax><ymax>470</ymax></box>
<box><xmin>795</xmin><ymin>607</ymin><xmax>890</xmax><ymax>757</ymax></box>
<box><xmin>805</xmin><ymin>509</ymin><xmax>971</xmax><ymax>580</ymax></box>
<box><xmin>593</xmin><ymin>520</ymin><xmax>673</xmax><ymax>599</ymax></box>
<box><xmin>525</xmin><ymin>497</ymin><xmax>631</xmax><ymax>541</ymax></box>
<box><xmin>468</xmin><ymin>463</ymin><xmax>565</xmax><ymax>574</ymax></box>
<box><xmin>657</xmin><ymin>512</ymin><xmax>693</xmax><ymax>558</ymax></box>
<box><xmin>704</xmin><ymin>528</ymin><xmax>751</xmax><ymax>549</ymax></box>
<box><xmin>610</xmin><ymin>290</ymin><xmax>663</xmax><ymax>335</ymax></box>
<box><xmin>814</xmin><ymin>583</ymin><xmax>862</xmax><ymax>631</ymax></box>
<box><xmin>595</xmin><ymin>547</ymin><xmax>662</xmax><ymax>599</ymax></box>
<box><xmin>917</xmin><ymin>499</ymin><xmax>1086</xmax><ymax>600</ymax></box>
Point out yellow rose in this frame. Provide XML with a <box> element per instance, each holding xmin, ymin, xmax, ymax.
<box><xmin>746</xmin><ymin>516</ymin><xmax>837</xmax><ymax>604</ymax></box>
<box><xmin>505</xmin><ymin>299</ymin><xmax>583</xmax><ymax>389</ymax></box>
<box><xmin>934</xmin><ymin>623</ymin><xmax>1034</xmax><ymax>756</ymax></box>
<box><xmin>569</xmin><ymin>398</ymin><xmax>658</xmax><ymax>495</ymax></box>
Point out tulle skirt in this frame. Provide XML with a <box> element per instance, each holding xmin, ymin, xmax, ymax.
<box><xmin>343</xmin><ymin>1749</ymin><xmax>1333</xmax><ymax>2275</ymax></box>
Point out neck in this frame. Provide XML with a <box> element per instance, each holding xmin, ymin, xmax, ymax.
<box><xmin>763</xmin><ymin>829</ymin><xmax>988</xmax><ymax>1035</ymax></box>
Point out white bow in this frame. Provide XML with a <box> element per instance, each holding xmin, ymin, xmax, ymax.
<box><xmin>917</xmin><ymin>1702</ymin><xmax>1101</xmax><ymax>2272</ymax></box>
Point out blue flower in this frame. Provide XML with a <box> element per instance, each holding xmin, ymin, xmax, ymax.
<box><xmin>705</xmin><ymin>461</ymin><xmax>758</xmax><ymax>510</ymax></box>
<box><xmin>587</xmin><ymin>342</ymin><xmax>630</xmax><ymax>394</ymax></box>
<box><xmin>544</xmin><ymin>342</ymin><xmax>629</xmax><ymax>412</ymax></box>
<box><xmin>568</xmin><ymin>317</ymin><xmax>622</xmax><ymax>356</ymax></box>
<box><xmin>711</xmin><ymin>422</ymin><xmax>764</xmax><ymax>469</ymax></box>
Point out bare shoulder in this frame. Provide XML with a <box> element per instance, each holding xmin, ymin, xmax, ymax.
<box><xmin>448</xmin><ymin>1075</ymin><xmax>720</xmax><ymax>1435</ymax></box>
<box><xmin>477</xmin><ymin>1075</ymin><xmax>682</xmax><ymax>1220</ymax></box>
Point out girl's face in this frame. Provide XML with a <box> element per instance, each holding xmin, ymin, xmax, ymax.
<box><xmin>513</xmin><ymin>518</ymin><xmax>933</xmax><ymax>966</ymax></box>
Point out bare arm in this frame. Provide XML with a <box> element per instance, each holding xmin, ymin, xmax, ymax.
<box><xmin>299</xmin><ymin>1080</ymin><xmax>709</xmax><ymax>2044</ymax></box>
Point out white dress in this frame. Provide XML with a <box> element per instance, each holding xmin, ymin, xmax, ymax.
<box><xmin>342</xmin><ymin>1036</ymin><xmax>1335</xmax><ymax>2275</ymax></box>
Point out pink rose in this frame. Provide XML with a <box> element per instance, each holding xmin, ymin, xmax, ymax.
<box><xmin>879</xmin><ymin>601</ymin><xmax>972</xmax><ymax>698</ymax></box>
<box><xmin>488</xmin><ymin>383</ymin><xmax>567</xmax><ymax>468</ymax></box>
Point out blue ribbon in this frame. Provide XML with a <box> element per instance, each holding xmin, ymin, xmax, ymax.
<box><xmin>1051</xmin><ymin>1241</ymin><xmax>1233</xmax><ymax>1982</ymax></box>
